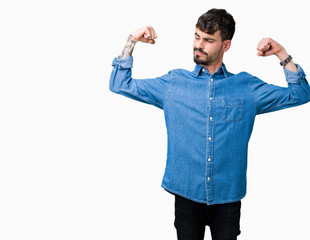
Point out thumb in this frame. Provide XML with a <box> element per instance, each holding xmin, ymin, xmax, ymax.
<box><xmin>257</xmin><ymin>50</ymin><xmax>264</xmax><ymax>56</ymax></box>
<box><xmin>140</xmin><ymin>37</ymin><xmax>156</xmax><ymax>44</ymax></box>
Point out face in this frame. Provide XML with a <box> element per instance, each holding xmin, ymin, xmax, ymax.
<box><xmin>193</xmin><ymin>28</ymin><xmax>230</xmax><ymax>67</ymax></box>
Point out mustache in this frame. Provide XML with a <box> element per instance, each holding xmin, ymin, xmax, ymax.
<box><xmin>194</xmin><ymin>48</ymin><xmax>208</xmax><ymax>56</ymax></box>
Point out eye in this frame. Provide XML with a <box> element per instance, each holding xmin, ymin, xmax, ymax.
<box><xmin>205</xmin><ymin>38</ymin><xmax>214</xmax><ymax>43</ymax></box>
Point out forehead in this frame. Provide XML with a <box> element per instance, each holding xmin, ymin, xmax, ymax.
<box><xmin>195</xmin><ymin>27</ymin><xmax>221</xmax><ymax>39</ymax></box>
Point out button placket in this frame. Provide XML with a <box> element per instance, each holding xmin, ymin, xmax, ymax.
<box><xmin>206</xmin><ymin>76</ymin><xmax>215</xmax><ymax>202</ymax></box>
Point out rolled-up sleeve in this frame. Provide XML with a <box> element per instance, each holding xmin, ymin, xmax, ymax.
<box><xmin>109</xmin><ymin>56</ymin><xmax>174</xmax><ymax>109</ymax></box>
<box><xmin>249</xmin><ymin>64</ymin><xmax>310</xmax><ymax>115</ymax></box>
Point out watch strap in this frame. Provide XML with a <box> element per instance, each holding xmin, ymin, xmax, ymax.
<box><xmin>280</xmin><ymin>55</ymin><xmax>292</xmax><ymax>66</ymax></box>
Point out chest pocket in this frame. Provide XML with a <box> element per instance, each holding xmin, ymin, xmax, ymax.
<box><xmin>222</xmin><ymin>98</ymin><xmax>244</xmax><ymax>122</ymax></box>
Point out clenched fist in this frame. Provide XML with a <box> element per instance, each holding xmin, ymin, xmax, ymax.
<box><xmin>256</xmin><ymin>38</ymin><xmax>286</xmax><ymax>59</ymax></box>
<box><xmin>256</xmin><ymin>37</ymin><xmax>297</xmax><ymax>72</ymax></box>
<box><xmin>131</xmin><ymin>26</ymin><xmax>158</xmax><ymax>44</ymax></box>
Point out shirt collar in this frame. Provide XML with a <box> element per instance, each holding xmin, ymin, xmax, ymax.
<box><xmin>193</xmin><ymin>63</ymin><xmax>229</xmax><ymax>78</ymax></box>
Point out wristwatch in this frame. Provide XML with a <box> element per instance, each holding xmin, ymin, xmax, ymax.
<box><xmin>280</xmin><ymin>55</ymin><xmax>292</xmax><ymax>66</ymax></box>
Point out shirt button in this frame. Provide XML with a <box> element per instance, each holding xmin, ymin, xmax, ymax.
<box><xmin>208</xmin><ymin>137</ymin><xmax>212</xmax><ymax>141</ymax></box>
<box><xmin>207</xmin><ymin>177</ymin><xmax>211</xmax><ymax>181</ymax></box>
<box><xmin>209</xmin><ymin>97</ymin><xmax>213</xmax><ymax>101</ymax></box>
<box><xmin>210</xmin><ymin>78</ymin><xmax>214</xmax><ymax>81</ymax></box>
<box><xmin>208</xmin><ymin>158</ymin><xmax>211</xmax><ymax>162</ymax></box>
<box><xmin>210</xmin><ymin>117</ymin><xmax>213</xmax><ymax>121</ymax></box>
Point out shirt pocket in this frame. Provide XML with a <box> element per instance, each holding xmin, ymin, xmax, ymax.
<box><xmin>222</xmin><ymin>98</ymin><xmax>244</xmax><ymax>122</ymax></box>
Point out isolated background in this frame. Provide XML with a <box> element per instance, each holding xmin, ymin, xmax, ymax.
<box><xmin>0</xmin><ymin>0</ymin><xmax>309</xmax><ymax>239</ymax></box>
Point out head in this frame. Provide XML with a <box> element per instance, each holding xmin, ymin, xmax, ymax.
<box><xmin>194</xmin><ymin>9</ymin><xmax>235</xmax><ymax>68</ymax></box>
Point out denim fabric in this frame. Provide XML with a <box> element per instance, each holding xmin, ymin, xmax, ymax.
<box><xmin>109</xmin><ymin>56</ymin><xmax>310</xmax><ymax>205</ymax></box>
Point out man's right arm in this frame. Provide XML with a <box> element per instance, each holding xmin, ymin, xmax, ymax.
<box><xmin>119</xmin><ymin>26</ymin><xmax>157</xmax><ymax>59</ymax></box>
<box><xmin>109</xmin><ymin>27</ymin><xmax>173</xmax><ymax>109</ymax></box>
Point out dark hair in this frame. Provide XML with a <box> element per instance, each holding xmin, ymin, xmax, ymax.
<box><xmin>196</xmin><ymin>8</ymin><xmax>235</xmax><ymax>41</ymax></box>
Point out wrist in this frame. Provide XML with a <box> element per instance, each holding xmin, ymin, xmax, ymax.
<box><xmin>276</xmin><ymin>49</ymin><xmax>289</xmax><ymax>61</ymax></box>
<box><xmin>128</xmin><ymin>34</ymin><xmax>138</xmax><ymax>44</ymax></box>
<box><xmin>119</xmin><ymin>34</ymin><xmax>137</xmax><ymax>59</ymax></box>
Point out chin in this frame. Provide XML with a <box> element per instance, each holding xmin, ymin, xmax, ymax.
<box><xmin>194</xmin><ymin>56</ymin><xmax>207</xmax><ymax>65</ymax></box>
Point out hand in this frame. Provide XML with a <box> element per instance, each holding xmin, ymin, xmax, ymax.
<box><xmin>131</xmin><ymin>26</ymin><xmax>158</xmax><ymax>44</ymax></box>
<box><xmin>256</xmin><ymin>38</ymin><xmax>288</xmax><ymax>61</ymax></box>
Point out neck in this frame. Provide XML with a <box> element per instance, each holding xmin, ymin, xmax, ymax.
<box><xmin>201</xmin><ymin>60</ymin><xmax>223</xmax><ymax>75</ymax></box>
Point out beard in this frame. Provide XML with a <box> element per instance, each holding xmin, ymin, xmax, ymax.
<box><xmin>193</xmin><ymin>45</ymin><xmax>223</xmax><ymax>66</ymax></box>
<box><xmin>194</xmin><ymin>51</ymin><xmax>211</xmax><ymax>66</ymax></box>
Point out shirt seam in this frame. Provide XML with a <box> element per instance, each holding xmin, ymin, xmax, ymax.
<box><xmin>257</xmin><ymin>85</ymin><xmax>297</xmax><ymax>114</ymax></box>
<box><xmin>125</xmin><ymin>81</ymin><xmax>164</xmax><ymax>108</ymax></box>
<box><xmin>249</xmin><ymin>76</ymin><xmax>258</xmax><ymax>115</ymax></box>
<box><xmin>163</xmin><ymin>71</ymin><xmax>175</xmax><ymax>107</ymax></box>
<box><xmin>116</xmin><ymin>57</ymin><xmax>164</xmax><ymax>108</ymax></box>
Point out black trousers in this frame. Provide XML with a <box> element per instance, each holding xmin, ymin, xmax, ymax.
<box><xmin>174</xmin><ymin>195</ymin><xmax>241</xmax><ymax>240</ymax></box>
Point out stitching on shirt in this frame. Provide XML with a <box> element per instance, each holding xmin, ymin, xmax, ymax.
<box><xmin>249</xmin><ymin>76</ymin><xmax>258</xmax><ymax>114</ymax></box>
<box><xmin>163</xmin><ymin>71</ymin><xmax>175</xmax><ymax>107</ymax></box>
<box><xmin>257</xmin><ymin>85</ymin><xmax>296</xmax><ymax>114</ymax></box>
<box><xmin>250</xmin><ymin>75</ymin><xmax>298</xmax><ymax>115</ymax></box>
<box><xmin>162</xmin><ymin>186</ymin><xmax>206</xmax><ymax>203</ymax></box>
<box><xmin>222</xmin><ymin>98</ymin><xmax>244</xmax><ymax>122</ymax></box>
<box><xmin>128</xmin><ymin>81</ymin><xmax>163</xmax><ymax>108</ymax></box>
<box><xmin>162</xmin><ymin>185</ymin><xmax>246</xmax><ymax>204</ymax></box>
<box><xmin>210</xmin><ymin>79</ymin><xmax>216</xmax><ymax>201</ymax></box>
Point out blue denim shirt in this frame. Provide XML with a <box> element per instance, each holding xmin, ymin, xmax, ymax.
<box><xmin>110</xmin><ymin>56</ymin><xmax>310</xmax><ymax>205</ymax></box>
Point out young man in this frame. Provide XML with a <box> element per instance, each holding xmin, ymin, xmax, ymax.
<box><xmin>109</xmin><ymin>9</ymin><xmax>310</xmax><ymax>240</ymax></box>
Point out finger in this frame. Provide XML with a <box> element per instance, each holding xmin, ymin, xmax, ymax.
<box><xmin>257</xmin><ymin>50</ymin><xmax>264</xmax><ymax>56</ymax></box>
<box><xmin>152</xmin><ymin>28</ymin><xmax>158</xmax><ymax>39</ymax></box>
<box><xmin>261</xmin><ymin>43</ymin><xmax>271</xmax><ymax>52</ymax></box>
<box><xmin>146</xmin><ymin>26</ymin><xmax>158</xmax><ymax>39</ymax></box>
<box><xmin>258</xmin><ymin>41</ymin><xmax>271</xmax><ymax>52</ymax></box>
<box><xmin>147</xmin><ymin>26</ymin><xmax>154</xmax><ymax>39</ymax></box>
<box><xmin>144</xmin><ymin>30</ymin><xmax>150</xmax><ymax>39</ymax></box>
<box><xmin>140</xmin><ymin>37</ymin><xmax>156</xmax><ymax>44</ymax></box>
<box><xmin>256</xmin><ymin>38</ymin><xmax>270</xmax><ymax>51</ymax></box>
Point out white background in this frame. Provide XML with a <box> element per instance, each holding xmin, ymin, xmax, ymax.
<box><xmin>0</xmin><ymin>0</ymin><xmax>309</xmax><ymax>239</ymax></box>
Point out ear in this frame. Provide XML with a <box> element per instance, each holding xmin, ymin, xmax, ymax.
<box><xmin>223</xmin><ymin>40</ymin><xmax>231</xmax><ymax>52</ymax></box>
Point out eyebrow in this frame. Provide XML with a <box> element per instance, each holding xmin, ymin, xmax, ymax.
<box><xmin>195</xmin><ymin>32</ymin><xmax>215</xmax><ymax>42</ymax></box>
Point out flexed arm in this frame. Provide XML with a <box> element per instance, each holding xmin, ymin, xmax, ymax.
<box><xmin>110</xmin><ymin>26</ymin><xmax>173</xmax><ymax>109</ymax></box>
<box><xmin>119</xmin><ymin>26</ymin><xmax>158</xmax><ymax>59</ymax></box>
<box><xmin>256</xmin><ymin>38</ymin><xmax>297</xmax><ymax>72</ymax></box>
<box><xmin>249</xmin><ymin>37</ymin><xmax>310</xmax><ymax>114</ymax></box>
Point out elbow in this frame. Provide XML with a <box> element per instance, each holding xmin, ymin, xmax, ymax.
<box><xmin>109</xmin><ymin>80</ymin><xmax>121</xmax><ymax>94</ymax></box>
<box><xmin>293</xmin><ymin>87</ymin><xmax>310</xmax><ymax>105</ymax></box>
<box><xmin>299</xmin><ymin>79</ymin><xmax>310</xmax><ymax>104</ymax></box>
<box><xmin>109</xmin><ymin>82</ymin><xmax>117</xmax><ymax>93</ymax></box>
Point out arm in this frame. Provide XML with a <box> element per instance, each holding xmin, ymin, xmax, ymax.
<box><xmin>250</xmin><ymin>38</ymin><xmax>310</xmax><ymax>114</ymax></box>
<box><xmin>109</xmin><ymin>27</ymin><xmax>173</xmax><ymax>109</ymax></box>
<box><xmin>256</xmin><ymin>38</ymin><xmax>297</xmax><ymax>72</ymax></box>
<box><xmin>119</xmin><ymin>26</ymin><xmax>158</xmax><ymax>59</ymax></box>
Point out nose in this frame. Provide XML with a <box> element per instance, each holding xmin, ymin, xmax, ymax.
<box><xmin>195</xmin><ymin>39</ymin><xmax>204</xmax><ymax>49</ymax></box>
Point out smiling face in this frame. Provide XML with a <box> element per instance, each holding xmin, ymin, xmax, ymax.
<box><xmin>193</xmin><ymin>28</ymin><xmax>231</xmax><ymax>69</ymax></box>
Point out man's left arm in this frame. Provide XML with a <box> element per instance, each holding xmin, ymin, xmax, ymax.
<box><xmin>250</xmin><ymin>38</ymin><xmax>310</xmax><ymax>115</ymax></box>
<box><xmin>257</xmin><ymin>37</ymin><xmax>298</xmax><ymax>72</ymax></box>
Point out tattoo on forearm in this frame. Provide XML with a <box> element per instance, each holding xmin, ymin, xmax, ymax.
<box><xmin>119</xmin><ymin>34</ymin><xmax>137</xmax><ymax>59</ymax></box>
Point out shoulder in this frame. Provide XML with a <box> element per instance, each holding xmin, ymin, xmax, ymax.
<box><xmin>168</xmin><ymin>68</ymin><xmax>190</xmax><ymax>74</ymax></box>
<box><xmin>234</xmin><ymin>71</ymin><xmax>253</xmax><ymax>79</ymax></box>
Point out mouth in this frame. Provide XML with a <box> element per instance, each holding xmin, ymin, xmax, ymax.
<box><xmin>194</xmin><ymin>49</ymin><xmax>207</xmax><ymax>56</ymax></box>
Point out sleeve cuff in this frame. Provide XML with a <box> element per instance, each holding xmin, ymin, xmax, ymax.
<box><xmin>283</xmin><ymin>64</ymin><xmax>306</xmax><ymax>84</ymax></box>
<box><xmin>112</xmin><ymin>56</ymin><xmax>133</xmax><ymax>69</ymax></box>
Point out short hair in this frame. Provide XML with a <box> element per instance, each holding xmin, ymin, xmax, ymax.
<box><xmin>196</xmin><ymin>8</ymin><xmax>235</xmax><ymax>41</ymax></box>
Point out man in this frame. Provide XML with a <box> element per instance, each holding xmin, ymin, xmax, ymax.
<box><xmin>109</xmin><ymin>9</ymin><xmax>310</xmax><ymax>240</ymax></box>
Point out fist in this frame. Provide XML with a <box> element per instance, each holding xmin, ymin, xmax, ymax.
<box><xmin>131</xmin><ymin>26</ymin><xmax>158</xmax><ymax>44</ymax></box>
<box><xmin>256</xmin><ymin>38</ymin><xmax>284</xmax><ymax>57</ymax></box>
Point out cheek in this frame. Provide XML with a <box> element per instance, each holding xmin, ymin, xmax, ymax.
<box><xmin>206</xmin><ymin>45</ymin><xmax>220</xmax><ymax>55</ymax></box>
<box><xmin>193</xmin><ymin>40</ymin><xmax>199</xmax><ymax>48</ymax></box>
